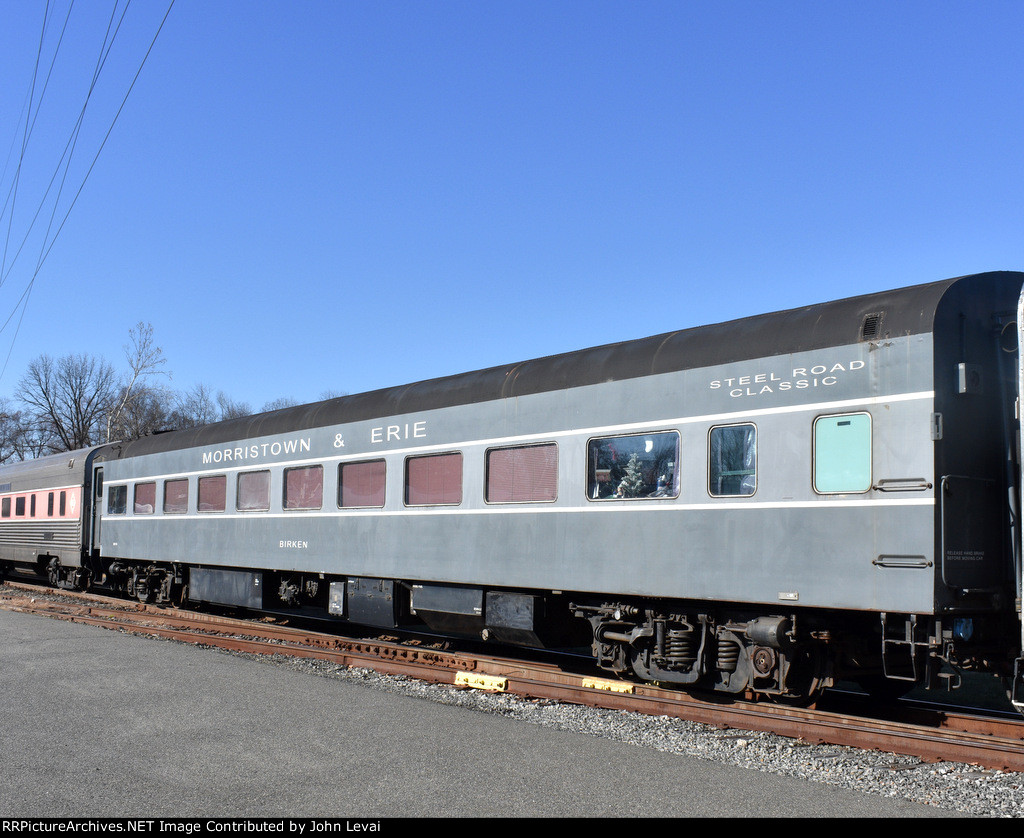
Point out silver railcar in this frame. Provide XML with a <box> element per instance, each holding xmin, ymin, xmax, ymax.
<box><xmin>0</xmin><ymin>447</ymin><xmax>103</xmax><ymax>587</ymax></box>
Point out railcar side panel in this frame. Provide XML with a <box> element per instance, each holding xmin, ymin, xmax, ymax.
<box><xmin>97</xmin><ymin>333</ymin><xmax>940</xmax><ymax>614</ymax></box>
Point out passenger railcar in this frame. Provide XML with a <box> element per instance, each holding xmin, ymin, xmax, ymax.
<box><xmin>0</xmin><ymin>447</ymin><xmax>103</xmax><ymax>587</ymax></box>
<box><xmin>4</xmin><ymin>270</ymin><xmax>1024</xmax><ymax>707</ymax></box>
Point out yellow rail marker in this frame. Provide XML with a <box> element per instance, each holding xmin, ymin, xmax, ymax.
<box><xmin>455</xmin><ymin>672</ymin><xmax>508</xmax><ymax>692</ymax></box>
<box><xmin>582</xmin><ymin>677</ymin><xmax>635</xmax><ymax>694</ymax></box>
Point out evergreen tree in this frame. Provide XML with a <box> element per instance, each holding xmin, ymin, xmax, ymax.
<box><xmin>617</xmin><ymin>452</ymin><xmax>645</xmax><ymax>497</ymax></box>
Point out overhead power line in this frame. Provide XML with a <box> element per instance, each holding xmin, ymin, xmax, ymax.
<box><xmin>0</xmin><ymin>0</ymin><xmax>176</xmax><ymax>383</ymax></box>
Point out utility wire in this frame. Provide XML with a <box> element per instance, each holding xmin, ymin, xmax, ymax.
<box><xmin>33</xmin><ymin>1</ymin><xmax>133</xmax><ymax>278</ymax></box>
<box><xmin>0</xmin><ymin>0</ymin><xmax>55</xmax><ymax>284</ymax></box>
<box><xmin>2</xmin><ymin>0</ymin><xmax>125</xmax><ymax>291</ymax></box>
<box><xmin>0</xmin><ymin>0</ymin><xmax>76</xmax><ymax>237</ymax></box>
<box><xmin>0</xmin><ymin>0</ymin><xmax>176</xmax><ymax>383</ymax></box>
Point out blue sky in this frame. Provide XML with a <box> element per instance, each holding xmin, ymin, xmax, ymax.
<box><xmin>0</xmin><ymin>1</ymin><xmax>1022</xmax><ymax>411</ymax></box>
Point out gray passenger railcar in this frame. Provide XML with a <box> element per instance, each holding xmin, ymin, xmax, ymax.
<box><xmin>5</xmin><ymin>270</ymin><xmax>1024</xmax><ymax>705</ymax></box>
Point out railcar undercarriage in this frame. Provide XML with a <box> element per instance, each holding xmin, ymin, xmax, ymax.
<box><xmin>571</xmin><ymin>600</ymin><xmax>833</xmax><ymax>699</ymax></box>
<box><xmin>570</xmin><ymin>598</ymin><xmax>1020</xmax><ymax>703</ymax></box>
<box><xmin>44</xmin><ymin>557</ymin><xmax>91</xmax><ymax>592</ymax></box>
<box><xmin>25</xmin><ymin>556</ymin><xmax>1019</xmax><ymax>707</ymax></box>
<box><xmin>38</xmin><ymin>556</ymin><xmax>186</xmax><ymax>605</ymax></box>
<box><xmin>104</xmin><ymin>561</ymin><xmax>185</xmax><ymax>604</ymax></box>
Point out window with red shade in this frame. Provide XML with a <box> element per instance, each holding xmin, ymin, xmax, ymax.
<box><xmin>198</xmin><ymin>475</ymin><xmax>227</xmax><ymax>513</ymax></box>
<box><xmin>134</xmin><ymin>482</ymin><xmax>156</xmax><ymax>514</ymax></box>
<box><xmin>339</xmin><ymin>460</ymin><xmax>386</xmax><ymax>508</ymax></box>
<box><xmin>164</xmin><ymin>479</ymin><xmax>189</xmax><ymax>514</ymax></box>
<box><xmin>485</xmin><ymin>443</ymin><xmax>557</xmax><ymax>503</ymax></box>
<box><xmin>405</xmin><ymin>452</ymin><xmax>462</xmax><ymax>506</ymax></box>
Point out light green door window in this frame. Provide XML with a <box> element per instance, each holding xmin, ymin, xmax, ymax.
<box><xmin>813</xmin><ymin>413</ymin><xmax>872</xmax><ymax>493</ymax></box>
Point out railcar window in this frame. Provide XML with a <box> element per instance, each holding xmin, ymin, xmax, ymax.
<box><xmin>107</xmin><ymin>486</ymin><xmax>127</xmax><ymax>515</ymax></box>
<box><xmin>339</xmin><ymin>459</ymin><xmax>386</xmax><ymax>508</ymax></box>
<box><xmin>709</xmin><ymin>424</ymin><xmax>757</xmax><ymax>497</ymax></box>
<box><xmin>163</xmin><ymin>479</ymin><xmax>189</xmax><ymax>514</ymax></box>
<box><xmin>30</xmin><ymin>495</ymin><xmax>36</xmax><ymax>517</ymax></box>
<box><xmin>1</xmin><ymin>498</ymin><xmax>9</xmax><ymax>517</ymax></box>
<box><xmin>47</xmin><ymin>492</ymin><xmax>54</xmax><ymax>516</ymax></box>
<box><xmin>587</xmin><ymin>432</ymin><xmax>679</xmax><ymax>500</ymax></box>
<box><xmin>284</xmin><ymin>465</ymin><xmax>323</xmax><ymax>510</ymax></box>
<box><xmin>15</xmin><ymin>497</ymin><xmax>25</xmax><ymax>516</ymax></box>
<box><xmin>198</xmin><ymin>475</ymin><xmax>227</xmax><ymax>513</ymax></box>
<box><xmin>237</xmin><ymin>470</ymin><xmax>271</xmax><ymax>512</ymax></box>
<box><xmin>486</xmin><ymin>443</ymin><xmax>558</xmax><ymax>503</ymax></box>
<box><xmin>59</xmin><ymin>491</ymin><xmax>66</xmax><ymax>516</ymax></box>
<box><xmin>813</xmin><ymin>412</ymin><xmax>872</xmax><ymax>493</ymax></box>
<box><xmin>405</xmin><ymin>452</ymin><xmax>462</xmax><ymax>506</ymax></box>
<box><xmin>134</xmin><ymin>482</ymin><xmax>156</xmax><ymax>514</ymax></box>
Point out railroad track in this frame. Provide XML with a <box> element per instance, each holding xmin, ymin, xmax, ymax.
<box><xmin>3</xmin><ymin>580</ymin><xmax>1023</xmax><ymax>773</ymax></box>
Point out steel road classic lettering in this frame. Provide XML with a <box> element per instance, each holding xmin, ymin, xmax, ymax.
<box><xmin>709</xmin><ymin>360</ymin><xmax>865</xmax><ymax>397</ymax></box>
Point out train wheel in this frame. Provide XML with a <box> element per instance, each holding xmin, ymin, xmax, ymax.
<box><xmin>769</xmin><ymin>646</ymin><xmax>829</xmax><ymax>706</ymax></box>
<box><xmin>129</xmin><ymin>568</ymin><xmax>153</xmax><ymax>603</ymax></box>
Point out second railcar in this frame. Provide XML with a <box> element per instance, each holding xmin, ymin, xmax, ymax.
<box><xmin>0</xmin><ymin>447</ymin><xmax>103</xmax><ymax>586</ymax></box>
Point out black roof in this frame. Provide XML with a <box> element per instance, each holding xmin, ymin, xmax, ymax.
<box><xmin>109</xmin><ymin>271</ymin><xmax>1023</xmax><ymax>459</ymax></box>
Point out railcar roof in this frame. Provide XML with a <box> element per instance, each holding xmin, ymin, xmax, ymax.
<box><xmin>0</xmin><ymin>447</ymin><xmax>97</xmax><ymax>485</ymax></box>
<box><xmin>108</xmin><ymin>270</ymin><xmax>1022</xmax><ymax>459</ymax></box>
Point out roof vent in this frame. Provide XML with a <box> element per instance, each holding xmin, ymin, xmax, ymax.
<box><xmin>860</xmin><ymin>312</ymin><xmax>884</xmax><ymax>341</ymax></box>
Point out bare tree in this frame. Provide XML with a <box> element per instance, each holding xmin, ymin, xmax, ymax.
<box><xmin>0</xmin><ymin>397</ymin><xmax>61</xmax><ymax>463</ymax></box>
<box><xmin>3</xmin><ymin>321</ymin><xmax>299</xmax><ymax>453</ymax></box>
<box><xmin>216</xmin><ymin>391</ymin><xmax>252</xmax><ymax>421</ymax></box>
<box><xmin>164</xmin><ymin>384</ymin><xmax>254</xmax><ymax>429</ymax></box>
<box><xmin>168</xmin><ymin>383</ymin><xmax>220</xmax><ymax>429</ymax></box>
<box><xmin>169</xmin><ymin>383</ymin><xmax>216</xmax><ymax>429</ymax></box>
<box><xmin>0</xmin><ymin>399</ymin><xmax>31</xmax><ymax>464</ymax></box>
<box><xmin>0</xmin><ymin>400</ymin><xmax>21</xmax><ymax>464</ymax></box>
<box><xmin>105</xmin><ymin>322</ymin><xmax>170</xmax><ymax>442</ymax></box>
<box><xmin>108</xmin><ymin>384</ymin><xmax>175</xmax><ymax>441</ymax></box>
<box><xmin>262</xmin><ymin>397</ymin><xmax>300</xmax><ymax>412</ymax></box>
<box><xmin>9</xmin><ymin>416</ymin><xmax>56</xmax><ymax>461</ymax></box>
<box><xmin>16</xmin><ymin>353</ymin><xmax>119</xmax><ymax>452</ymax></box>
